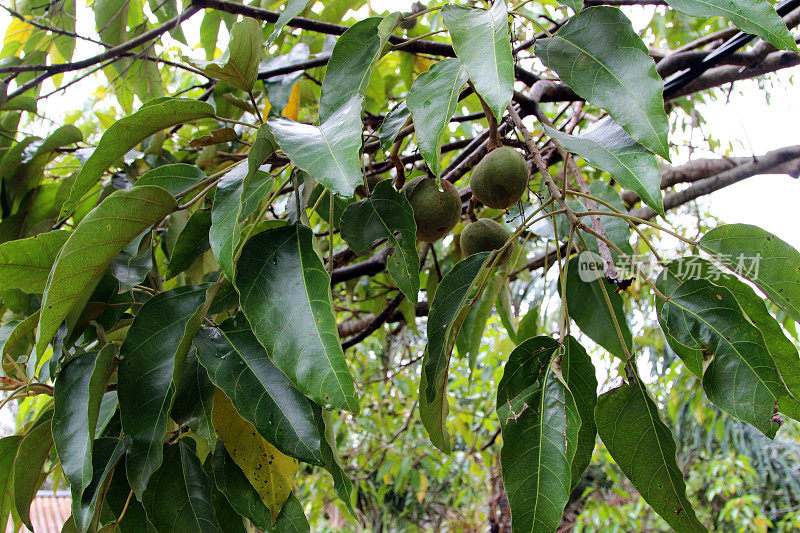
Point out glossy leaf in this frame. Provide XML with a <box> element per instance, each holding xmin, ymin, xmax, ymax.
<box><xmin>535</xmin><ymin>7</ymin><xmax>670</xmax><ymax>158</ymax></box>
<box><xmin>560</xmin><ymin>255</ymin><xmax>632</xmax><ymax>359</ymax></box>
<box><xmin>118</xmin><ymin>284</ymin><xmax>212</xmax><ymax>498</ymax></box>
<box><xmin>142</xmin><ymin>440</ymin><xmax>222</xmax><ymax>533</ymax></box>
<box><xmin>442</xmin><ymin>0</ymin><xmax>513</xmax><ymax>121</ymax></box>
<box><xmin>72</xmin><ymin>436</ymin><xmax>129</xmax><ymax>532</ymax></box>
<box><xmin>456</xmin><ymin>269</ymin><xmax>505</xmax><ymax>370</ymax></box>
<box><xmin>185</xmin><ymin>18</ymin><xmax>262</xmax><ymax>93</ymax></box>
<box><xmin>407</xmin><ymin>58</ymin><xmax>469</xmax><ymax>176</ymax></box>
<box><xmin>340</xmin><ymin>180</ymin><xmax>420</xmax><ymax>302</ymax></box>
<box><xmin>378</xmin><ymin>102</ymin><xmax>410</xmax><ymax>151</ymax></box>
<box><xmin>596</xmin><ymin>378</ymin><xmax>707</xmax><ymax>532</ymax></box>
<box><xmin>52</xmin><ymin>346</ymin><xmax>116</xmax><ymax>501</ymax></box>
<box><xmin>209</xmin><ymin>441</ymin><xmax>273</xmax><ymax>531</ymax></box>
<box><xmin>545</xmin><ymin>118</ymin><xmax>664</xmax><ymax>215</ymax></box>
<box><xmin>312</xmin><ymin>405</ymin><xmax>354</xmax><ymax>514</ymax></box>
<box><xmin>666</xmin><ymin>0</ymin><xmax>798</xmax><ymax>53</ymax></box>
<box><xmin>497</xmin><ymin>336</ymin><xmax>579</xmax><ymax>532</ymax></box>
<box><xmin>269</xmin><ymin>0</ymin><xmax>313</xmax><ymax>41</ymax></box>
<box><xmin>235</xmin><ymin>224</ymin><xmax>359</xmax><ymax>413</ymax></box>
<box><xmin>14</xmin><ymin>409</ymin><xmax>53</xmax><ymax>531</ymax></box>
<box><xmin>656</xmin><ymin>261</ymin><xmax>787</xmax><ymax>437</ymax></box>
<box><xmin>269</xmin><ymin>95</ymin><xmax>364</xmax><ymax>198</ymax></box>
<box><xmin>318</xmin><ymin>14</ymin><xmax>399</xmax><ymax>122</ymax></box>
<box><xmin>60</xmin><ymin>99</ymin><xmax>214</xmax><ymax>218</ymax></box>
<box><xmin>699</xmin><ymin>223</ymin><xmax>800</xmax><ymax>323</ymax></box>
<box><xmin>170</xmin><ymin>350</ymin><xmax>215</xmax><ymax>443</ymax></box>
<box><xmin>37</xmin><ymin>186</ymin><xmax>177</xmax><ymax>355</ymax></box>
<box><xmin>0</xmin><ymin>436</ymin><xmax>21</xmax><ymax>531</ymax></box>
<box><xmin>420</xmin><ymin>252</ymin><xmax>491</xmax><ymax>453</ymax></box>
<box><xmin>166</xmin><ymin>209</ymin><xmax>212</xmax><ymax>279</ymax></box>
<box><xmin>212</xmin><ymin>391</ymin><xmax>298</xmax><ymax>521</ymax></box>
<box><xmin>0</xmin><ymin>230</ymin><xmax>69</xmax><ymax>294</ymax></box>
<box><xmin>134</xmin><ymin>164</ymin><xmax>207</xmax><ymax>198</ymax></box>
<box><xmin>561</xmin><ymin>336</ymin><xmax>598</xmax><ymax>488</ymax></box>
<box><xmin>194</xmin><ymin>315</ymin><xmax>323</xmax><ymax>464</ymax></box>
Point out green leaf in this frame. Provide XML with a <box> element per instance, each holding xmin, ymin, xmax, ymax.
<box><xmin>497</xmin><ymin>336</ymin><xmax>579</xmax><ymax>532</ymax></box>
<box><xmin>134</xmin><ymin>164</ymin><xmax>207</xmax><ymax>198</ymax></box>
<box><xmin>1</xmin><ymin>311</ymin><xmax>38</xmax><ymax>364</ymax></box>
<box><xmin>378</xmin><ymin>102</ymin><xmax>410</xmax><ymax>151</ymax></box>
<box><xmin>142</xmin><ymin>440</ymin><xmax>222</xmax><ymax>533</ymax></box>
<box><xmin>420</xmin><ymin>252</ymin><xmax>491</xmax><ymax>453</ymax></box>
<box><xmin>210</xmin><ymin>161</ymin><xmax>275</xmax><ymax>280</ymax></box>
<box><xmin>212</xmin><ymin>391</ymin><xmax>298</xmax><ymax>522</ymax></box>
<box><xmin>268</xmin><ymin>95</ymin><xmax>364</xmax><ymax>198</ymax></box>
<box><xmin>442</xmin><ymin>0</ymin><xmax>513</xmax><ymax>121</ymax></box>
<box><xmin>407</xmin><ymin>58</ymin><xmax>469</xmax><ymax>176</ymax></box>
<box><xmin>656</xmin><ymin>261</ymin><xmax>787</xmax><ymax>437</ymax></box>
<box><xmin>37</xmin><ymin>186</ymin><xmax>177</xmax><ymax>356</ymax></box>
<box><xmin>686</xmin><ymin>259</ymin><xmax>800</xmax><ymax>415</ymax></box>
<box><xmin>194</xmin><ymin>314</ymin><xmax>323</xmax><ymax>465</ymax></box>
<box><xmin>60</xmin><ymin>100</ymin><xmax>213</xmax><ymax>218</ymax></box>
<box><xmin>235</xmin><ymin>224</ymin><xmax>359</xmax><ymax>413</ymax></box>
<box><xmin>319</xmin><ymin>14</ymin><xmax>399</xmax><ymax>122</ymax></box>
<box><xmin>269</xmin><ymin>0</ymin><xmax>313</xmax><ymax>41</ymax></box>
<box><xmin>535</xmin><ymin>7</ymin><xmax>670</xmax><ymax>158</ymax></box>
<box><xmin>118</xmin><ymin>284</ymin><xmax>213</xmax><ymax>498</ymax></box>
<box><xmin>0</xmin><ymin>436</ymin><xmax>22</xmax><ymax>531</ymax></box>
<box><xmin>561</xmin><ymin>336</ymin><xmax>598</xmax><ymax>488</ymax></box>
<box><xmin>170</xmin><ymin>350</ymin><xmax>215</xmax><ymax>443</ymax></box>
<box><xmin>52</xmin><ymin>346</ymin><xmax>116</xmax><ymax>502</ymax></box>
<box><xmin>209</xmin><ymin>441</ymin><xmax>272</xmax><ymax>530</ymax></box>
<box><xmin>666</xmin><ymin>0</ymin><xmax>798</xmax><ymax>53</ymax></box>
<box><xmin>14</xmin><ymin>409</ymin><xmax>53</xmax><ymax>531</ymax></box>
<box><xmin>166</xmin><ymin>209</ymin><xmax>212</xmax><ymax>280</ymax></box>
<box><xmin>456</xmin><ymin>269</ymin><xmax>505</xmax><ymax>370</ymax></box>
<box><xmin>0</xmin><ymin>230</ymin><xmax>69</xmax><ymax>293</ymax></box>
<box><xmin>185</xmin><ymin>18</ymin><xmax>262</xmax><ymax>93</ymax></box>
<box><xmin>312</xmin><ymin>405</ymin><xmax>354</xmax><ymax>515</ymax></box>
<box><xmin>560</xmin><ymin>255</ymin><xmax>632</xmax><ymax>359</ymax></box>
<box><xmin>515</xmin><ymin>308</ymin><xmax>538</xmax><ymax>344</ymax></box>
<box><xmin>103</xmin><ymin>458</ymin><xmax>154</xmax><ymax>533</ymax></box>
<box><xmin>72</xmin><ymin>436</ymin><xmax>128</xmax><ymax>532</ymax></box>
<box><xmin>544</xmin><ymin>118</ymin><xmax>664</xmax><ymax>215</ymax></box>
<box><xmin>699</xmin><ymin>223</ymin><xmax>800</xmax><ymax>324</ymax></box>
<box><xmin>595</xmin><ymin>377</ymin><xmax>707</xmax><ymax>532</ymax></box>
<box><xmin>340</xmin><ymin>180</ymin><xmax>420</xmax><ymax>302</ymax></box>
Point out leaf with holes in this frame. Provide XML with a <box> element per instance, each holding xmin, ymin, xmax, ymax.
<box><xmin>656</xmin><ymin>260</ymin><xmax>788</xmax><ymax>437</ymax></box>
<box><xmin>497</xmin><ymin>336</ymin><xmax>580</xmax><ymax>532</ymax></box>
<box><xmin>596</xmin><ymin>377</ymin><xmax>707</xmax><ymax>532</ymax></box>
<box><xmin>699</xmin><ymin>224</ymin><xmax>800</xmax><ymax>324</ymax></box>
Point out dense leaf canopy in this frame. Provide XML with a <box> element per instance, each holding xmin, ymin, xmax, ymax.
<box><xmin>0</xmin><ymin>0</ymin><xmax>799</xmax><ymax>531</ymax></box>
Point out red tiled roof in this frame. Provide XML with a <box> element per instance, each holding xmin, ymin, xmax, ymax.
<box><xmin>5</xmin><ymin>492</ymin><xmax>71</xmax><ymax>533</ymax></box>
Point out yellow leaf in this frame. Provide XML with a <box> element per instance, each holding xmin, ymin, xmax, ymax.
<box><xmin>283</xmin><ymin>82</ymin><xmax>300</xmax><ymax>121</ymax></box>
<box><xmin>413</xmin><ymin>55</ymin><xmax>436</xmax><ymax>74</ymax></box>
<box><xmin>263</xmin><ymin>81</ymin><xmax>301</xmax><ymax>121</ymax></box>
<box><xmin>4</xmin><ymin>17</ymin><xmax>34</xmax><ymax>56</ymax></box>
<box><xmin>212</xmin><ymin>389</ymin><xmax>298</xmax><ymax>521</ymax></box>
<box><xmin>416</xmin><ymin>472</ymin><xmax>428</xmax><ymax>504</ymax></box>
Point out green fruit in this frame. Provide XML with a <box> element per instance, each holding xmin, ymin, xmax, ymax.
<box><xmin>402</xmin><ymin>176</ymin><xmax>462</xmax><ymax>242</ymax></box>
<box><xmin>470</xmin><ymin>146</ymin><xmax>529</xmax><ymax>209</ymax></box>
<box><xmin>460</xmin><ymin>218</ymin><xmax>513</xmax><ymax>266</ymax></box>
